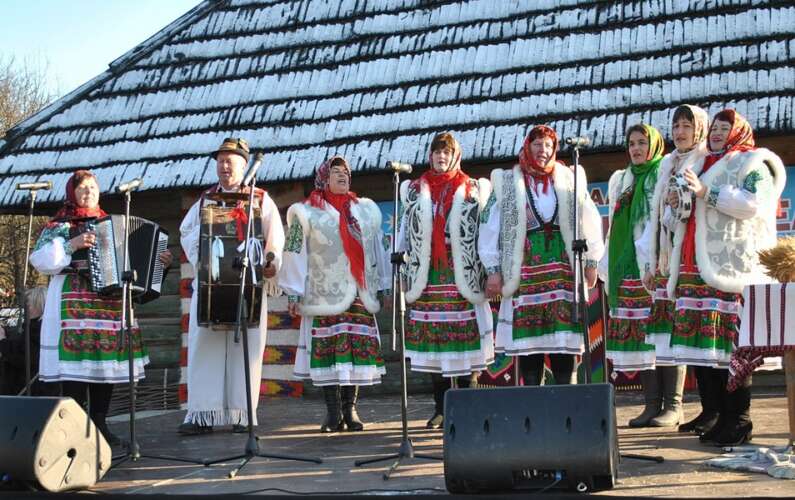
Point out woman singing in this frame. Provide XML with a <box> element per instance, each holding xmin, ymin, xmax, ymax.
<box><xmin>30</xmin><ymin>170</ymin><xmax>163</xmax><ymax>444</ymax></box>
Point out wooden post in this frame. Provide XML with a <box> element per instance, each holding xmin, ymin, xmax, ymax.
<box><xmin>784</xmin><ymin>350</ymin><xmax>795</xmax><ymax>449</ymax></box>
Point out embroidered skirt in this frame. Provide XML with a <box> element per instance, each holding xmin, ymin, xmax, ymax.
<box><xmin>670</xmin><ymin>270</ymin><xmax>741</xmax><ymax>367</ymax></box>
<box><xmin>294</xmin><ymin>298</ymin><xmax>385</xmax><ymax>386</ymax></box>
<box><xmin>41</xmin><ymin>273</ymin><xmax>148</xmax><ymax>383</ymax></box>
<box><xmin>496</xmin><ymin>229</ymin><xmax>583</xmax><ymax>356</ymax></box>
<box><xmin>606</xmin><ymin>272</ymin><xmax>655</xmax><ymax>371</ymax></box>
<box><xmin>405</xmin><ymin>247</ymin><xmax>494</xmax><ymax>377</ymax></box>
<box><xmin>645</xmin><ymin>274</ymin><xmax>679</xmax><ymax>365</ymax></box>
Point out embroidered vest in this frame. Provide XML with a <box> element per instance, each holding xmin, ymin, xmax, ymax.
<box><xmin>288</xmin><ymin>198</ymin><xmax>382</xmax><ymax>316</ymax></box>
<box><xmin>492</xmin><ymin>165</ymin><xmax>583</xmax><ymax>297</ymax></box>
<box><xmin>693</xmin><ymin>148</ymin><xmax>786</xmax><ymax>293</ymax></box>
<box><xmin>400</xmin><ymin>178</ymin><xmax>490</xmax><ymax>305</ymax></box>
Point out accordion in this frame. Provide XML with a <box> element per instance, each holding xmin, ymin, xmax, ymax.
<box><xmin>87</xmin><ymin>215</ymin><xmax>169</xmax><ymax>304</ymax></box>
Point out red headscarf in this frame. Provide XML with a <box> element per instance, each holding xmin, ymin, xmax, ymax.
<box><xmin>681</xmin><ymin>109</ymin><xmax>757</xmax><ymax>271</ymax></box>
<box><xmin>702</xmin><ymin>109</ymin><xmax>756</xmax><ymax>173</ymax></box>
<box><xmin>519</xmin><ymin>125</ymin><xmax>559</xmax><ymax>194</ymax></box>
<box><xmin>51</xmin><ymin>170</ymin><xmax>107</xmax><ymax>223</ymax></box>
<box><xmin>419</xmin><ymin>132</ymin><xmax>471</xmax><ymax>270</ymax></box>
<box><xmin>308</xmin><ymin>155</ymin><xmax>366</xmax><ymax>288</ymax></box>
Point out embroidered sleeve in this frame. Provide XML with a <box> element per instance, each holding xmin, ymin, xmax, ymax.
<box><xmin>284</xmin><ymin>221</ymin><xmax>304</xmax><ymax>253</ymax></box>
<box><xmin>706</xmin><ymin>187</ymin><xmax>720</xmax><ymax>208</ymax></box>
<box><xmin>742</xmin><ymin>170</ymin><xmax>763</xmax><ymax>194</ymax></box>
<box><xmin>708</xmin><ymin>167</ymin><xmax>773</xmax><ymax>220</ymax></box>
<box><xmin>33</xmin><ymin>223</ymin><xmax>70</xmax><ymax>252</ymax></box>
<box><xmin>480</xmin><ymin>191</ymin><xmax>496</xmax><ymax>224</ymax></box>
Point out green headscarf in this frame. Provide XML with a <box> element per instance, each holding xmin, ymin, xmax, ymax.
<box><xmin>607</xmin><ymin>124</ymin><xmax>664</xmax><ymax>308</ymax></box>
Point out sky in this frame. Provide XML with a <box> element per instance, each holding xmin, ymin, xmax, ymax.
<box><xmin>1</xmin><ymin>0</ymin><xmax>200</xmax><ymax>97</ymax></box>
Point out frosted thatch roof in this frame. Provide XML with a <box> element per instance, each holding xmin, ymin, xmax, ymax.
<box><xmin>1</xmin><ymin>0</ymin><xmax>793</xmax><ymax>205</ymax></box>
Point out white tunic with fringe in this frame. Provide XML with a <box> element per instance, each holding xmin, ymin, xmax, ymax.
<box><xmin>180</xmin><ymin>187</ymin><xmax>284</xmax><ymax>427</ymax></box>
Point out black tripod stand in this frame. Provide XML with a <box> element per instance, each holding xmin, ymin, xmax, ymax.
<box><xmin>568</xmin><ymin>143</ymin><xmax>663</xmax><ymax>464</ymax></box>
<box><xmin>202</xmin><ymin>154</ymin><xmax>321</xmax><ymax>478</ymax></box>
<box><xmin>354</xmin><ymin>163</ymin><xmax>442</xmax><ymax>479</ymax></box>
<box><xmin>110</xmin><ymin>180</ymin><xmax>205</xmax><ymax>468</ymax></box>
<box><xmin>569</xmin><ymin>143</ymin><xmax>594</xmax><ymax>384</ymax></box>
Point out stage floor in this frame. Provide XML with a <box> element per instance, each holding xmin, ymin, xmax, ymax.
<box><xmin>95</xmin><ymin>390</ymin><xmax>793</xmax><ymax>496</ymax></box>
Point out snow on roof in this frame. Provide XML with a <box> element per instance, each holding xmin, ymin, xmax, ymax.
<box><xmin>1</xmin><ymin>0</ymin><xmax>793</xmax><ymax>206</ymax></box>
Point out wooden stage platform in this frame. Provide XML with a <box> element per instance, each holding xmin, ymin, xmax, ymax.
<box><xmin>78</xmin><ymin>390</ymin><xmax>795</xmax><ymax>496</ymax></box>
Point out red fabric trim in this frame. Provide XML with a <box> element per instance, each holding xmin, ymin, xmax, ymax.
<box><xmin>419</xmin><ymin>168</ymin><xmax>471</xmax><ymax>270</ymax></box>
<box><xmin>322</xmin><ymin>190</ymin><xmax>366</xmax><ymax>288</ymax></box>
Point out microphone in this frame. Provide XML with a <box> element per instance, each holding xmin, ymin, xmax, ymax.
<box><xmin>564</xmin><ymin>136</ymin><xmax>590</xmax><ymax>148</ymax></box>
<box><xmin>264</xmin><ymin>251</ymin><xmax>275</xmax><ymax>267</ymax></box>
<box><xmin>386</xmin><ymin>161</ymin><xmax>412</xmax><ymax>174</ymax></box>
<box><xmin>117</xmin><ymin>178</ymin><xmax>143</xmax><ymax>193</ymax></box>
<box><xmin>16</xmin><ymin>181</ymin><xmax>52</xmax><ymax>191</ymax></box>
<box><xmin>243</xmin><ymin>152</ymin><xmax>265</xmax><ymax>187</ymax></box>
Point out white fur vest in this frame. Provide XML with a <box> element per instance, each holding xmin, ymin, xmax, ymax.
<box><xmin>400</xmin><ymin>177</ymin><xmax>491</xmax><ymax>305</ymax></box>
<box><xmin>689</xmin><ymin>148</ymin><xmax>786</xmax><ymax>294</ymax></box>
<box><xmin>286</xmin><ymin>198</ymin><xmax>382</xmax><ymax>316</ymax></box>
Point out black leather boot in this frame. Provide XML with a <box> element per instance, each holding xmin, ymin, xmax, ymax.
<box><xmin>91</xmin><ymin>412</ymin><xmax>121</xmax><ymax>446</ymax></box>
<box><xmin>87</xmin><ymin>383</ymin><xmax>120</xmax><ymax>446</ymax></box>
<box><xmin>699</xmin><ymin>368</ymin><xmax>729</xmax><ymax>442</ymax></box>
<box><xmin>713</xmin><ymin>377</ymin><xmax>753</xmax><ymax>446</ymax></box>
<box><xmin>680</xmin><ymin>366</ymin><xmax>719</xmax><ymax>433</ymax></box>
<box><xmin>426</xmin><ymin>374</ymin><xmax>447</xmax><ymax>429</ymax></box>
<box><xmin>551</xmin><ymin>353</ymin><xmax>577</xmax><ymax>385</ymax></box>
<box><xmin>341</xmin><ymin>385</ymin><xmax>364</xmax><ymax>431</ymax></box>
<box><xmin>519</xmin><ymin>354</ymin><xmax>545</xmax><ymax>386</ymax></box>
<box><xmin>320</xmin><ymin>386</ymin><xmax>343</xmax><ymax>433</ymax></box>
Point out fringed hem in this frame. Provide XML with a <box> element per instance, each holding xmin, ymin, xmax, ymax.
<box><xmin>184</xmin><ymin>408</ymin><xmax>252</xmax><ymax>427</ymax></box>
<box><xmin>263</xmin><ymin>278</ymin><xmax>282</xmax><ymax>297</ymax></box>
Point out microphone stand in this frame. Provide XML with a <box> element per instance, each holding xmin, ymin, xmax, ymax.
<box><xmin>202</xmin><ymin>155</ymin><xmax>321</xmax><ymax>478</ymax></box>
<box><xmin>111</xmin><ymin>186</ymin><xmax>205</xmax><ymax>469</ymax></box>
<box><xmin>568</xmin><ymin>145</ymin><xmax>663</xmax><ymax>464</ymax></box>
<box><xmin>569</xmin><ymin>144</ymin><xmax>593</xmax><ymax>384</ymax></box>
<box><xmin>354</xmin><ymin>167</ymin><xmax>441</xmax><ymax>479</ymax></box>
<box><xmin>18</xmin><ymin>187</ymin><xmax>40</xmax><ymax>396</ymax></box>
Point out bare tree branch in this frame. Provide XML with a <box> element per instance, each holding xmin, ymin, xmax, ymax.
<box><xmin>0</xmin><ymin>54</ymin><xmax>56</xmax><ymax>307</ymax></box>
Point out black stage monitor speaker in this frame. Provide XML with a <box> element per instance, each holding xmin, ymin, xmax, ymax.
<box><xmin>443</xmin><ymin>383</ymin><xmax>618</xmax><ymax>493</ymax></box>
<box><xmin>0</xmin><ymin>396</ymin><xmax>111</xmax><ymax>492</ymax></box>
